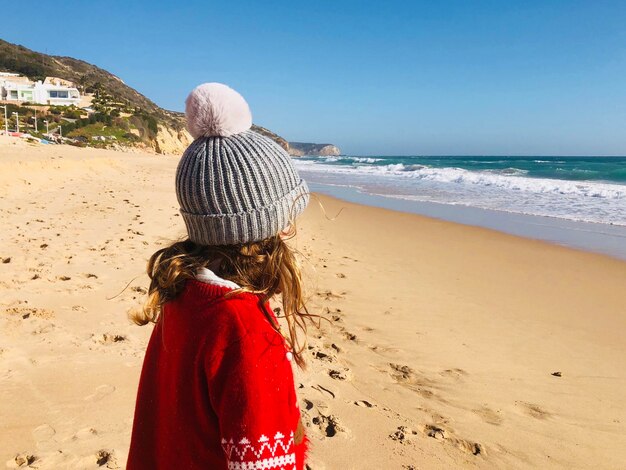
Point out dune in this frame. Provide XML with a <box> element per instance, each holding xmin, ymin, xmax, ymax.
<box><xmin>1</xmin><ymin>137</ymin><xmax>625</xmax><ymax>469</ymax></box>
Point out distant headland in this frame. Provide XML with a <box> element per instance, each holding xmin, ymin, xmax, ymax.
<box><xmin>288</xmin><ymin>142</ymin><xmax>341</xmax><ymax>157</ymax></box>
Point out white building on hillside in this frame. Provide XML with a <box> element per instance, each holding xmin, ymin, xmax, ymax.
<box><xmin>0</xmin><ymin>73</ymin><xmax>81</xmax><ymax>106</ymax></box>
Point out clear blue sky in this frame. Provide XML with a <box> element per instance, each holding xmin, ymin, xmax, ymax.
<box><xmin>3</xmin><ymin>1</ymin><xmax>626</xmax><ymax>155</ymax></box>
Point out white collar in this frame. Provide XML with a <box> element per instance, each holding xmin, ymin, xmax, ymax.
<box><xmin>195</xmin><ymin>267</ymin><xmax>240</xmax><ymax>290</ymax></box>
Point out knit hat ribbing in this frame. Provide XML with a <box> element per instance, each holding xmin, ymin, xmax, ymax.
<box><xmin>176</xmin><ymin>84</ymin><xmax>309</xmax><ymax>246</ymax></box>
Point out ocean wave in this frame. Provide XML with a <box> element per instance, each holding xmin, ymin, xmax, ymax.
<box><xmin>295</xmin><ymin>161</ymin><xmax>626</xmax><ymax>200</ymax></box>
<box><xmin>484</xmin><ymin>167</ymin><xmax>529</xmax><ymax>176</ymax></box>
<box><xmin>315</xmin><ymin>156</ymin><xmax>384</xmax><ymax>164</ymax></box>
<box><xmin>349</xmin><ymin>157</ymin><xmax>384</xmax><ymax>163</ymax></box>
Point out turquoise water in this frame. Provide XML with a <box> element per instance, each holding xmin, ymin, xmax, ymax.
<box><xmin>299</xmin><ymin>155</ymin><xmax>626</xmax><ymax>183</ymax></box>
<box><xmin>294</xmin><ymin>155</ymin><xmax>626</xmax><ymax>226</ymax></box>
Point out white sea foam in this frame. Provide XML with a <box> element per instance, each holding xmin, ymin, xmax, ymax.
<box><xmin>349</xmin><ymin>157</ymin><xmax>384</xmax><ymax>163</ymax></box>
<box><xmin>316</xmin><ymin>156</ymin><xmax>384</xmax><ymax>163</ymax></box>
<box><xmin>296</xmin><ymin>161</ymin><xmax>625</xmax><ymax>200</ymax></box>
<box><xmin>294</xmin><ymin>158</ymin><xmax>626</xmax><ymax>226</ymax></box>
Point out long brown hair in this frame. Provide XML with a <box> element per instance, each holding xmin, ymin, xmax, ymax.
<box><xmin>132</xmin><ymin>228</ymin><xmax>313</xmax><ymax>368</ymax></box>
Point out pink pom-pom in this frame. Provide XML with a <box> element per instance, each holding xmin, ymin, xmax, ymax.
<box><xmin>185</xmin><ymin>83</ymin><xmax>252</xmax><ymax>138</ymax></box>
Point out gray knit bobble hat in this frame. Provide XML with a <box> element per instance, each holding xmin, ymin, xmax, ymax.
<box><xmin>176</xmin><ymin>83</ymin><xmax>309</xmax><ymax>246</ymax></box>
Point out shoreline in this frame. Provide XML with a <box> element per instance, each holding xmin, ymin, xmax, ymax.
<box><xmin>307</xmin><ymin>180</ymin><xmax>626</xmax><ymax>261</ymax></box>
<box><xmin>1</xmin><ymin>140</ymin><xmax>625</xmax><ymax>468</ymax></box>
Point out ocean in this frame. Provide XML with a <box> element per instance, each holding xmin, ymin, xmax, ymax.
<box><xmin>293</xmin><ymin>155</ymin><xmax>626</xmax><ymax>259</ymax></box>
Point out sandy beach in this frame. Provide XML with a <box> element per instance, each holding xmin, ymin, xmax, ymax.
<box><xmin>1</xmin><ymin>137</ymin><xmax>626</xmax><ymax>469</ymax></box>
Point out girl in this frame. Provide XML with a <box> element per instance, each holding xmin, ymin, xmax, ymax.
<box><xmin>127</xmin><ymin>83</ymin><xmax>310</xmax><ymax>469</ymax></box>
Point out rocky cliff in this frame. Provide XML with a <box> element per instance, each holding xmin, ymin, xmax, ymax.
<box><xmin>153</xmin><ymin>125</ymin><xmax>193</xmax><ymax>155</ymax></box>
<box><xmin>288</xmin><ymin>142</ymin><xmax>341</xmax><ymax>156</ymax></box>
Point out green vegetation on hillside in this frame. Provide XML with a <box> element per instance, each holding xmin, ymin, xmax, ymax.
<box><xmin>0</xmin><ymin>39</ymin><xmax>292</xmax><ymax>152</ymax></box>
<box><xmin>0</xmin><ymin>38</ymin><xmax>184</xmax><ymax>148</ymax></box>
<box><xmin>1</xmin><ymin>98</ymin><xmax>165</xmax><ymax>149</ymax></box>
<box><xmin>0</xmin><ymin>39</ymin><xmax>180</xmax><ymax>126</ymax></box>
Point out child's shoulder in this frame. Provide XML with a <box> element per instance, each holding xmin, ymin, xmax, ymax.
<box><xmin>177</xmin><ymin>280</ymin><xmax>286</xmax><ymax>361</ymax></box>
<box><xmin>181</xmin><ymin>279</ymin><xmax>277</xmax><ymax>337</ymax></box>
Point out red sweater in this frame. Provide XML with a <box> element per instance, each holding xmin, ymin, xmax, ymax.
<box><xmin>127</xmin><ymin>278</ymin><xmax>307</xmax><ymax>469</ymax></box>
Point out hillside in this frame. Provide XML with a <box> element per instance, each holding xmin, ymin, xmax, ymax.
<box><xmin>0</xmin><ymin>39</ymin><xmax>290</xmax><ymax>154</ymax></box>
<box><xmin>0</xmin><ymin>39</ymin><xmax>174</xmax><ymax>124</ymax></box>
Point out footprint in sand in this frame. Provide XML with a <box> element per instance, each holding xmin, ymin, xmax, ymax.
<box><xmin>100</xmin><ymin>333</ymin><xmax>127</xmax><ymax>345</ymax></box>
<box><xmin>31</xmin><ymin>323</ymin><xmax>56</xmax><ymax>336</ymax></box>
<box><xmin>389</xmin><ymin>363</ymin><xmax>413</xmax><ymax>380</ymax></box>
<box><xmin>516</xmin><ymin>401</ymin><xmax>551</xmax><ymax>420</ymax></box>
<box><xmin>327</xmin><ymin>369</ymin><xmax>349</xmax><ymax>381</ymax></box>
<box><xmin>389</xmin><ymin>425</ymin><xmax>418</xmax><ymax>444</ymax></box>
<box><xmin>95</xmin><ymin>449</ymin><xmax>118</xmax><ymax>468</ymax></box>
<box><xmin>4</xmin><ymin>306</ymin><xmax>54</xmax><ymax>320</ymax></box>
<box><xmin>310</xmin><ymin>347</ymin><xmax>336</xmax><ymax>363</ymax></box>
<box><xmin>323</xmin><ymin>306</ymin><xmax>343</xmax><ymax>322</ymax></box>
<box><xmin>311</xmin><ymin>413</ymin><xmax>344</xmax><ymax>438</ymax></box>
<box><xmin>439</xmin><ymin>368</ymin><xmax>468</xmax><ymax>382</ymax></box>
<box><xmin>473</xmin><ymin>406</ymin><xmax>504</xmax><ymax>426</ymax></box>
<box><xmin>32</xmin><ymin>424</ymin><xmax>55</xmax><ymax>443</ymax></box>
<box><xmin>387</xmin><ymin>363</ymin><xmax>441</xmax><ymax>400</ymax></box>
<box><xmin>6</xmin><ymin>454</ymin><xmax>37</xmax><ymax>469</ymax></box>
<box><xmin>368</xmin><ymin>344</ymin><xmax>399</xmax><ymax>356</ymax></box>
<box><xmin>73</xmin><ymin>427</ymin><xmax>98</xmax><ymax>440</ymax></box>
<box><xmin>341</xmin><ymin>330</ymin><xmax>358</xmax><ymax>342</ymax></box>
<box><xmin>323</xmin><ymin>306</ymin><xmax>342</xmax><ymax>313</ymax></box>
<box><xmin>353</xmin><ymin>400</ymin><xmax>375</xmax><ymax>408</ymax></box>
<box><xmin>85</xmin><ymin>384</ymin><xmax>116</xmax><ymax>402</ymax></box>
<box><xmin>316</xmin><ymin>290</ymin><xmax>346</xmax><ymax>300</ymax></box>
<box><xmin>418</xmin><ymin>424</ymin><xmax>484</xmax><ymax>456</ymax></box>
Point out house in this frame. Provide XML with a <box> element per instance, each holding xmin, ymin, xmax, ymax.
<box><xmin>0</xmin><ymin>72</ymin><xmax>81</xmax><ymax>106</ymax></box>
<box><xmin>43</xmin><ymin>77</ymin><xmax>75</xmax><ymax>88</ymax></box>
